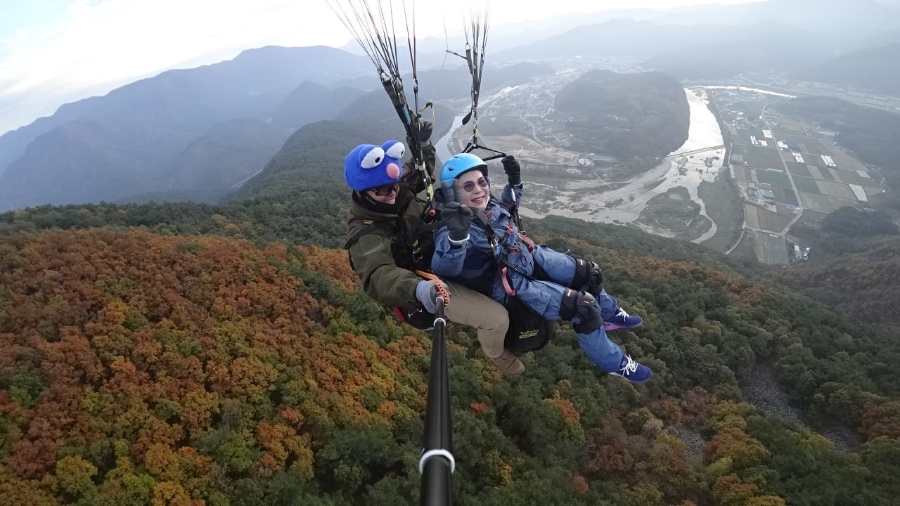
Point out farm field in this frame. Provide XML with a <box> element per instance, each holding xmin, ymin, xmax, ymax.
<box><xmin>693</xmin><ymin>88</ymin><xmax>889</xmax><ymax>264</ymax></box>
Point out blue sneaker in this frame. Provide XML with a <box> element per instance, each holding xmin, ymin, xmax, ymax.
<box><xmin>609</xmin><ymin>355</ymin><xmax>652</xmax><ymax>383</ymax></box>
<box><xmin>604</xmin><ymin>308</ymin><xmax>642</xmax><ymax>331</ymax></box>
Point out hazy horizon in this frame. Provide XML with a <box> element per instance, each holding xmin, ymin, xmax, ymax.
<box><xmin>0</xmin><ymin>0</ymin><xmax>769</xmax><ymax>136</ymax></box>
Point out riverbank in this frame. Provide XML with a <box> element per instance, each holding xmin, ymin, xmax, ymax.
<box><xmin>438</xmin><ymin>85</ymin><xmax>732</xmax><ymax>244</ymax></box>
<box><xmin>521</xmin><ymin>88</ymin><xmax>727</xmax><ymax>239</ymax></box>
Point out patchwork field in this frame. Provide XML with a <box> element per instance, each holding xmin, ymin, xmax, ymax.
<box><xmin>781</xmin><ymin>188</ymin><xmax>799</xmax><ymax>206</ymax></box>
<box><xmin>756</xmin><ymin>170</ymin><xmax>792</xmax><ymax>188</ymax></box>
<box><xmin>817</xmin><ymin>180</ymin><xmax>858</xmax><ymax>200</ymax></box>
<box><xmin>744</xmin><ymin>203</ymin><xmax>791</xmax><ymax>233</ymax></box>
<box><xmin>778</xmin><ymin>135</ymin><xmax>829</xmax><ymax>155</ymax></box>
<box><xmin>751</xmin><ymin>230</ymin><xmax>790</xmax><ymax>264</ymax></box>
<box><xmin>793</xmin><ymin>176</ymin><xmax>821</xmax><ymax>194</ymax></box>
<box><xmin>786</xmin><ymin>162</ymin><xmax>811</xmax><ymax>177</ymax></box>
<box><xmin>799</xmin><ymin>192</ymin><xmax>837</xmax><ymax>213</ymax></box>
<box><xmin>741</xmin><ymin>145</ymin><xmax>785</xmax><ymax>169</ymax></box>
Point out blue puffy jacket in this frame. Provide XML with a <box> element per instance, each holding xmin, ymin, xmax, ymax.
<box><xmin>431</xmin><ymin>183</ymin><xmax>534</xmax><ymax>301</ymax></box>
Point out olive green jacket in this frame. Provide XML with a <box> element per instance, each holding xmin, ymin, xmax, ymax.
<box><xmin>346</xmin><ymin>144</ymin><xmax>437</xmax><ymax>310</ymax></box>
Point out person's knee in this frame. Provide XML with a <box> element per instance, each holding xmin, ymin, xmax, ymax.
<box><xmin>570</xmin><ymin>259</ymin><xmax>603</xmax><ymax>295</ymax></box>
<box><xmin>480</xmin><ymin>304</ymin><xmax>510</xmax><ymax>334</ymax></box>
<box><xmin>558</xmin><ymin>289</ymin><xmax>601</xmax><ymax>333</ymax></box>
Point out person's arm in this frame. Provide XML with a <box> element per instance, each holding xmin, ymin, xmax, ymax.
<box><xmin>349</xmin><ymin>230</ymin><xmax>422</xmax><ymax>309</ymax></box>
<box><xmin>402</xmin><ymin>128</ymin><xmax>437</xmax><ymax>194</ymax></box>
<box><xmin>422</xmin><ymin>143</ymin><xmax>436</xmax><ymax>180</ymax></box>
<box><xmin>499</xmin><ymin>155</ymin><xmax>523</xmax><ymax>209</ymax></box>
<box><xmin>431</xmin><ymin>202</ymin><xmax>474</xmax><ymax>277</ymax></box>
<box><xmin>431</xmin><ymin>226</ymin><xmax>469</xmax><ymax>277</ymax></box>
<box><xmin>500</xmin><ymin>183</ymin><xmax>523</xmax><ymax>208</ymax></box>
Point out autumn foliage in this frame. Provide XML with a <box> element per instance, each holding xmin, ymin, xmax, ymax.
<box><xmin>0</xmin><ymin>230</ymin><xmax>427</xmax><ymax>504</ymax></box>
<box><xmin>1</xmin><ymin>220</ymin><xmax>899</xmax><ymax>505</ymax></box>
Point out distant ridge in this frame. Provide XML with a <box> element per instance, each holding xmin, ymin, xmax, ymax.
<box><xmin>0</xmin><ymin>46</ymin><xmax>371</xmax><ymax>211</ymax></box>
<box><xmin>791</xmin><ymin>43</ymin><xmax>900</xmax><ymax>96</ymax></box>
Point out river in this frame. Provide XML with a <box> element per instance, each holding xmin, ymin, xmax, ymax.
<box><xmin>701</xmin><ymin>85</ymin><xmax>796</xmax><ymax>99</ymax></box>
<box><xmin>435</xmin><ymin>85</ymin><xmax>734</xmax><ymax>243</ymax></box>
<box><xmin>435</xmin><ymin>86</ymin><xmax>518</xmax><ymax>163</ymax></box>
<box><xmin>517</xmin><ymin>87</ymin><xmax>727</xmax><ymax>241</ymax></box>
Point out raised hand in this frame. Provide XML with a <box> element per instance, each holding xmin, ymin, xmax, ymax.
<box><xmin>502</xmin><ymin>155</ymin><xmax>521</xmax><ymax>186</ymax></box>
<box><xmin>441</xmin><ymin>202</ymin><xmax>473</xmax><ymax>245</ymax></box>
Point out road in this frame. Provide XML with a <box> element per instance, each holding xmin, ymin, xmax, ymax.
<box><xmin>760</xmin><ymin>103</ymin><xmax>804</xmax><ymax>236</ymax></box>
<box><xmin>519</xmin><ymin>113</ymin><xmax>540</xmax><ymax>144</ymax></box>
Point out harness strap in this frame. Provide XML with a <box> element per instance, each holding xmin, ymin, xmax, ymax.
<box><xmin>500</xmin><ymin>267</ymin><xmax>515</xmax><ymax>296</ymax></box>
<box><xmin>518</xmin><ymin>232</ymin><xmax>535</xmax><ymax>252</ymax></box>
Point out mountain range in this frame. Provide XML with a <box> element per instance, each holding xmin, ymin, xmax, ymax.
<box><xmin>790</xmin><ymin>43</ymin><xmax>900</xmax><ymax>96</ymax></box>
<box><xmin>2</xmin><ymin>0</ymin><xmax>900</xmax><ymax>212</ymax></box>
<box><xmin>0</xmin><ymin>46</ymin><xmax>374</xmax><ymax>210</ymax></box>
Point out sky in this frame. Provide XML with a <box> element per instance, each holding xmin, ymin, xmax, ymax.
<box><xmin>0</xmin><ymin>0</ymin><xmax>764</xmax><ymax>136</ymax></box>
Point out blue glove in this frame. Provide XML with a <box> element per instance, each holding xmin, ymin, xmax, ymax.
<box><xmin>416</xmin><ymin>280</ymin><xmax>439</xmax><ymax>314</ymax></box>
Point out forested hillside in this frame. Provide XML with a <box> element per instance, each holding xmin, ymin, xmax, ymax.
<box><xmin>554</xmin><ymin>70</ymin><xmax>690</xmax><ymax>163</ymax></box>
<box><xmin>2</xmin><ymin>117</ymin><xmax>900</xmax><ymax>505</ymax></box>
<box><xmin>3</xmin><ymin>214</ymin><xmax>900</xmax><ymax>504</ymax></box>
<box><xmin>777</xmin><ymin>207</ymin><xmax>900</xmax><ymax>330</ymax></box>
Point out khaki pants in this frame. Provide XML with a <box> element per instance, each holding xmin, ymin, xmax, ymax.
<box><xmin>442</xmin><ymin>280</ymin><xmax>508</xmax><ymax>359</ymax></box>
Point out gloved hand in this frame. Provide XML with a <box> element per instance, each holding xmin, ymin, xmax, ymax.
<box><xmin>413</xmin><ymin>119</ymin><xmax>433</xmax><ymax>145</ymax></box>
<box><xmin>441</xmin><ymin>202</ymin><xmax>472</xmax><ymax>245</ymax></box>
<box><xmin>502</xmin><ymin>155</ymin><xmax>521</xmax><ymax>186</ymax></box>
<box><xmin>415</xmin><ymin>280</ymin><xmax>440</xmax><ymax>313</ymax></box>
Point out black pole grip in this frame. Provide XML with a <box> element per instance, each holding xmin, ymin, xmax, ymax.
<box><xmin>419</xmin><ymin>296</ymin><xmax>453</xmax><ymax>506</ymax></box>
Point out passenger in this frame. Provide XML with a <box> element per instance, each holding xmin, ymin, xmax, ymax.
<box><xmin>431</xmin><ymin>153</ymin><xmax>651</xmax><ymax>383</ymax></box>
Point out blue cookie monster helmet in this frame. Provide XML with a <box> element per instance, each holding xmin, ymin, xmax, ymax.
<box><xmin>436</xmin><ymin>152</ymin><xmax>488</xmax><ymax>203</ymax></box>
<box><xmin>344</xmin><ymin>140</ymin><xmax>406</xmax><ymax>192</ymax></box>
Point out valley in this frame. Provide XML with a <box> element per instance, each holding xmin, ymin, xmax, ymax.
<box><xmin>435</xmin><ymin>58</ymin><xmax>889</xmax><ymax>264</ymax></box>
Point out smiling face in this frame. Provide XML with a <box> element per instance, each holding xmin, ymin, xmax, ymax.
<box><xmin>455</xmin><ymin>169</ymin><xmax>489</xmax><ymax>211</ymax></box>
<box><xmin>365</xmin><ymin>181</ymin><xmax>400</xmax><ymax>205</ymax></box>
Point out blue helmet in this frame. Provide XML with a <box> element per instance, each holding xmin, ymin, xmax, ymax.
<box><xmin>437</xmin><ymin>153</ymin><xmax>488</xmax><ymax>203</ymax></box>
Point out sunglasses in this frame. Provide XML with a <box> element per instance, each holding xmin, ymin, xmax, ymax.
<box><xmin>370</xmin><ymin>182</ymin><xmax>400</xmax><ymax>196</ymax></box>
<box><xmin>460</xmin><ymin>177</ymin><xmax>488</xmax><ymax>193</ymax></box>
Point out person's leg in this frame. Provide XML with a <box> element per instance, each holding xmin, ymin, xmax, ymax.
<box><xmin>569</xmin><ymin>302</ymin><xmax>652</xmax><ymax>383</ymax></box>
<box><xmin>544</xmin><ymin>288</ymin><xmax>653</xmax><ymax>383</ymax></box>
<box><xmin>534</xmin><ymin>249</ymin><xmax>622</xmax><ymax>319</ymax></box>
<box><xmin>518</xmin><ymin>249</ymin><xmax>643</xmax><ymax>330</ymax></box>
<box><xmin>532</xmin><ymin>246</ymin><xmax>576</xmax><ymax>285</ymax></box>
<box><xmin>576</xmin><ymin>326</ymin><xmax>624</xmax><ymax>372</ymax></box>
<box><xmin>577</xmin><ymin>326</ymin><xmax>651</xmax><ymax>383</ymax></box>
<box><xmin>596</xmin><ymin>288</ymin><xmax>619</xmax><ymax>321</ymax></box>
<box><xmin>505</xmin><ymin>275</ymin><xmax>650</xmax><ymax>382</ymax></box>
<box><xmin>442</xmin><ymin>281</ymin><xmax>523</xmax><ymax>375</ymax></box>
<box><xmin>509</xmin><ymin>274</ymin><xmax>564</xmax><ymax>320</ymax></box>
<box><xmin>598</xmin><ymin>288</ymin><xmax>642</xmax><ymax>330</ymax></box>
